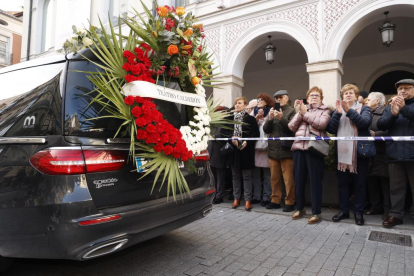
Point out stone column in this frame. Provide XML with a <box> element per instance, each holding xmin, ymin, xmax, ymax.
<box><xmin>306</xmin><ymin>60</ymin><xmax>344</xmax><ymax>107</ymax></box>
<box><xmin>212</xmin><ymin>75</ymin><xmax>244</xmax><ymax>108</ymax></box>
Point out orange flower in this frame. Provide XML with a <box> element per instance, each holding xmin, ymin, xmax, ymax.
<box><xmin>192</xmin><ymin>23</ymin><xmax>203</xmax><ymax>29</ymax></box>
<box><xmin>183</xmin><ymin>28</ymin><xmax>193</xmax><ymax>37</ymax></box>
<box><xmin>192</xmin><ymin>76</ymin><xmax>201</xmax><ymax>86</ymax></box>
<box><xmin>167</xmin><ymin>45</ymin><xmax>179</xmax><ymax>55</ymax></box>
<box><xmin>157</xmin><ymin>6</ymin><xmax>169</xmax><ymax>18</ymax></box>
<box><xmin>176</xmin><ymin>7</ymin><xmax>185</xmax><ymax>16</ymax></box>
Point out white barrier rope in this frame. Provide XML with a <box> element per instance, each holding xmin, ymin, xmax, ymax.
<box><xmin>212</xmin><ymin>136</ymin><xmax>414</xmax><ymax>141</ymax></box>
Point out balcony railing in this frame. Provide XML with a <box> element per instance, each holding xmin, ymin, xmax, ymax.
<box><xmin>0</xmin><ymin>52</ymin><xmax>12</xmax><ymax>66</ymax></box>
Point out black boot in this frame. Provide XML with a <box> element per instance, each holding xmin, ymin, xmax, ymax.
<box><xmin>332</xmin><ymin>211</ymin><xmax>350</xmax><ymax>222</ymax></box>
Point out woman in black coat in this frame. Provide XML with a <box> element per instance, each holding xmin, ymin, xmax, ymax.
<box><xmin>230</xmin><ymin>97</ymin><xmax>259</xmax><ymax>211</ymax></box>
<box><xmin>326</xmin><ymin>84</ymin><xmax>372</xmax><ymax>226</ymax></box>
<box><xmin>364</xmin><ymin>92</ymin><xmax>390</xmax><ymax>220</ymax></box>
<box><xmin>207</xmin><ymin>107</ymin><xmax>232</xmax><ymax>204</ymax></box>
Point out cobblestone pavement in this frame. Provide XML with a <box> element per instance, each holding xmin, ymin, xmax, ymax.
<box><xmin>5</xmin><ymin>206</ymin><xmax>414</xmax><ymax>276</ymax></box>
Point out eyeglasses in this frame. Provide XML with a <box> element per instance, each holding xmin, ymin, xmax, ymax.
<box><xmin>397</xmin><ymin>86</ymin><xmax>414</xmax><ymax>92</ymax></box>
<box><xmin>308</xmin><ymin>94</ymin><xmax>320</xmax><ymax>98</ymax></box>
<box><xmin>275</xmin><ymin>96</ymin><xmax>284</xmax><ymax>99</ymax></box>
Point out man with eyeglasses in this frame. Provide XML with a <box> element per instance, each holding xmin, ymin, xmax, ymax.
<box><xmin>263</xmin><ymin>90</ymin><xmax>296</xmax><ymax>212</ymax></box>
<box><xmin>378</xmin><ymin>79</ymin><xmax>414</xmax><ymax>227</ymax></box>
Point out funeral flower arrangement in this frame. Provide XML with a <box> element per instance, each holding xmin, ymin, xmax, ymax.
<box><xmin>68</xmin><ymin>1</ymin><xmax>230</xmax><ymax>200</ymax></box>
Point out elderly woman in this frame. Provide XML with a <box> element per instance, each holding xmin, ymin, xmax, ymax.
<box><xmin>250</xmin><ymin>93</ymin><xmax>274</xmax><ymax>206</ymax></box>
<box><xmin>230</xmin><ymin>97</ymin><xmax>260</xmax><ymax>211</ymax></box>
<box><xmin>326</xmin><ymin>84</ymin><xmax>373</xmax><ymax>226</ymax></box>
<box><xmin>288</xmin><ymin>87</ymin><xmax>331</xmax><ymax>223</ymax></box>
<box><xmin>365</xmin><ymin>92</ymin><xmax>390</xmax><ymax>220</ymax></box>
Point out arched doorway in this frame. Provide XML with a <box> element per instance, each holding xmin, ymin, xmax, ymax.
<box><xmin>324</xmin><ymin>1</ymin><xmax>414</xmax><ymax>61</ymax></box>
<box><xmin>340</xmin><ymin>8</ymin><xmax>414</xmax><ymax>95</ymax></box>
<box><xmin>213</xmin><ymin>19</ymin><xmax>319</xmax><ymax>108</ymax></box>
<box><xmin>370</xmin><ymin>70</ymin><xmax>414</xmax><ymax>95</ymax></box>
<box><xmin>243</xmin><ymin>37</ymin><xmax>308</xmax><ymax>102</ymax></box>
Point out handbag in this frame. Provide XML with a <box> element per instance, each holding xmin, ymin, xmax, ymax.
<box><xmin>357</xmin><ymin>140</ymin><xmax>376</xmax><ymax>158</ymax></box>
<box><xmin>255</xmin><ymin>124</ymin><xmax>268</xmax><ymax>150</ymax></box>
<box><xmin>307</xmin><ymin>125</ymin><xmax>329</xmax><ymax>157</ymax></box>
<box><xmin>276</xmin><ymin>123</ymin><xmax>293</xmax><ymax>149</ymax></box>
<box><xmin>220</xmin><ymin>142</ymin><xmax>234</xmax><ymax>156</ymax></box>
<box><xmin>280</xmin><ymin>132</ymin><xmax>294</xmax><ymax>149</ymax></box>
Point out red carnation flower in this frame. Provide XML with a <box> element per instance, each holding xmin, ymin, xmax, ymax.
<box><xmin>135</xmin><ymin>96</ymin><xmax>145</xmax><ymax>104</ymax></box>
<box><xmin>136</xmin><ymin>117</ymin><xmax>148</xmax><ymax>127</ymax></box>
<box><xmin>122</xmin><ymin>62</ymin><xmax>131</xmax><ymax>71</ymax></box>
<box><xmin>131</xmin><ymin>106</ymin><xmax>143</xmax><ymax>117</ymax></box>
<box><xmin>137</xmin><ymin>129</ymin><xmax>147</xmax><ymax>140</ymax></box>
<box><xmin>130</xmin><ymin>64</ymin><xmax>142</xmax><ymax>75</ymax></box>
<box><xmin>124</xmin><ymin>96</ymin><xmax>134</xmax><ymax>106</ymax></box>
<box><xmin>160</xmin><ymin>133</ymin><xmax>169</xmax><ymax>144</ymax></box>
<box><xmin>146</xmin><ymin>124</ymin><xmax>156</xmax><ymax>133</ymax></box>
<box><xmin>141</xmin><ymin>43</ymin><xmax>151</xmax><ymax>51</ymax></box>
<box><xmin>154</xmin><ymin>142</ymin><xmax>165</xmax><ymax>153</ymax></box>
<box><xmin>163</xmin><ymin>145</ymin><xmax>173</xmax><ymax>155</ymax></box>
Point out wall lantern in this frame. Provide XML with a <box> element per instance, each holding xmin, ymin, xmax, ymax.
<box><xmin>263</xmin><ymin>35</ymin><xmax>276</xmax><ymax>64</ymax></box>
<box><xmin>378</xmin><ymin>11</ymin><xmax>396</xmax><ymax>47</ymax></box>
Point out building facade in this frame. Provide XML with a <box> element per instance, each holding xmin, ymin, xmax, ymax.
<box><xmin>0</xmin><ymin>10</ymin><xmax>23</xmax><ymax>68</ymax></box>
<box><xmin>21</xmin><ymin>0</ymin><xmax>414</xmax><ymax>106</ymax></box>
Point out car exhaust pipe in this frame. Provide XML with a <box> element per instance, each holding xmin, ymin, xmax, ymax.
<box><xmin>202</xmin><ymin>206</ymin><xmax>213</xmax><ymax>217</ymax></box>
<box><xmin>82</xmin><ymin>239</ymin><xmax>129</xmax><ymax>259</ymax></box>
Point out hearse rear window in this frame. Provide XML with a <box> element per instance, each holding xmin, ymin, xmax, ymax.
<box><xmin>64</xmin><ymin>61</ymin><xmax>187</xmax><ymax>138</ymax></box>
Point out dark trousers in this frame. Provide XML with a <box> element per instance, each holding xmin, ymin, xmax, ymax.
<box><xmin>389</xmin><ymin>162</ymin><xmax>414</xmax><ymax>219</ymax></box>
<box><xmin>293</xmin><ymin>151</ymin><xmax>325</xmax><ymax>215</ymax></box>
<box><xmin>211</xmin><ymin>166</ymin><xmax>226</xmax><ymax>200</ymax></box>
<box><xmin>337</xmin><ymin>158</ymin><xmax>369</xmax><ymax>215</ymax></box>
<box><xmin>367</xmin><ymin>175</ymin><xmax>390</xmax><ymax>214</ymax></box>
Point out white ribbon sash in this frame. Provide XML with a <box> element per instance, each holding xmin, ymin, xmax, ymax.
<box><xmin>122</xmin><ymin>81</ymin><xmax>207</xmax><ymax>107</ymax></box>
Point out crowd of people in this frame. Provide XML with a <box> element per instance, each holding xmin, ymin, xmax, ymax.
<box><xmin>207</xmin><ymin>79</ymin><xmax>414</xmax><ymax>227</ymax></box>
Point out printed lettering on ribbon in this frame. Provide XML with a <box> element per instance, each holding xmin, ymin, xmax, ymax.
<box><xmin>122</xmin><ymin>81</ymin><xmax>207</xmax><ymax>107</ymax></box>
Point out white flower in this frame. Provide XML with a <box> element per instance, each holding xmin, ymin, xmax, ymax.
<box><xmin>189</xmin><ymin>121</ymin><xmax>197</xmax><ymax>127</ymax></box>
<box><xmin>193</xmin><ymin>115</ymin><xmax>201</xmax><ymax>121</ymax></box>
<box><xmin>197</xmin><ymin>130</ymin><xmax>204</xmax><ymax>138</ymax></box>
<box><xmin>79</xmin><ymin>28</ymin><xmax>87</xmax><ymax>35</ymax></box>
<box><xmin>196</xmin><ymin>122</ymin><xmax>204</xmax><ymax>129</ymax></box>
<box><xmin>82</xmin><ymin>37</ymin><xmax>93</xmax><ymax>47</ymax></box>
<box><xmin>203</xmin><ymin>135</ymin><xmax>209</xmax><ymax>142</ymax></box>
<box><xmin>194</xmin><ymin>107</ymin><xmax>200</xmax><ymax>113</ymax></box>
<box><xmin>205</xmin><ymin>127</ymin><xmax>211</xmax><ymax>135</ymax></box>
<box><xmin>200</xmin><ymin>107</ymin><xmax>208</xmax><ymax>113</ymax></box>
<box><xmin>195</xmin><ymin>84</ymin><xmax>205</xmax><ymax>96</ymax></box>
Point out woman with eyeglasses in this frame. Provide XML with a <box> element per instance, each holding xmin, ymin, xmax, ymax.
<box><xmin>288</xmin><ymin>86</ymin><xmax>331</xmax><ymax>224</ymax></box>
<box><xmin>250</xmin><ymin>93</ymin><xmax>274</xmax><ymax>206</ymax></box>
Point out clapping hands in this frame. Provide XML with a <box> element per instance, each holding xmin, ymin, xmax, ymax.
<box><xmin>391</xmin><ymin>96</ymin><xmax>405</xmax><ymax>116</ymax></box>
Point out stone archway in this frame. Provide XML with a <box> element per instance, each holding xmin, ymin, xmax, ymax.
<box><xmin>224</xmin><ymin>19</ymin><xmax>320</xmax><ymax>79</ymax></box>
<box><xmin>324</xmin><ymin>0</ymin><xmax>414</xmax><ymax>61</ymax></box>
<box><xmin>213</xmin><ymin>19</ymin><xmax>320</xmax><ymax>107</ymax></box>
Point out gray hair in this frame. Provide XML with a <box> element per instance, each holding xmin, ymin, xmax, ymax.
<box><xmin>368</xmin><ymin>92</ymin><xmax>386</xmax><ymax>106</ymax></box>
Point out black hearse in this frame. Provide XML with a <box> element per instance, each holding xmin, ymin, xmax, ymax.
<box><xmin>0</xmin><ymin>50</ymin><xmax>214</xmax><ymax>273</ymax></box>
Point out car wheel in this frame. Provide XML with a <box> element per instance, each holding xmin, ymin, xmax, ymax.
<box><xmin>0</xmin><ymin>256</ymin><xmax>13</xmax><ymax>274</ymax></box>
